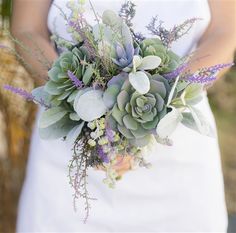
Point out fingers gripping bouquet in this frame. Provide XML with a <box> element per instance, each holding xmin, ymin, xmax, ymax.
<box><xmin>3</xmin><ymin>0</ymin><xmax>233</xmax><ymax>222</ymax></box>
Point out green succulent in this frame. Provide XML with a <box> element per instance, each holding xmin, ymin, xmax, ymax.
<box><xmin>105</xmin><ymin>73</ymin><xmax>171</xmax><ymax>147</ymax></box>
<box><xmin>140</xmin><ymin>38</ymin><xmax>181</xmax><ymax>73</ymax></box>
<box><xmin>44</xmin><ymin>47</ymin><xmax>93</xmax><ymax>106</ymax></box>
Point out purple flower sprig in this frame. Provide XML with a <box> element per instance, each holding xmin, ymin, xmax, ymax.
<box><xmin>3</xmin><ymin>85</ymin><xmax>51</xmax><ymax>109</ymax></box>
<box><xmin>0</xmin><ymin>44</ymin><xmax>7</xmax><ymax>49</ymax></box>
<box><xmin>164</xmin><ymin>62</ymin><xmax>189</xmax><ymax>80</ymax></box>
<box><xmin>105</xmin><ymin>127</ymin><xmax>115</xmax><ymax>143</ymax></box>
<box><xmin>147</xmin><ymin>17</ymin><xmax>201</xmax><ymax>48</ymax></box>
<box><xmin>97</xmin><ymin>146</ymin><xmax>109</xmax><ymax>163</ymax></box>
<box><xmin>67</xmin><ymin>71</ymin><xmax>84</xmax><ymax>89</ymax></box>
<box><xmin>184</xmin><ymin>62</ymin><xmax>234</xmax><ymax>83</ymax></box>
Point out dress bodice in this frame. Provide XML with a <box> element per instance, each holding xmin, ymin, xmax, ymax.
<box><xmin>48</xmin><ymin>0</ymin><xmax>211</xmax><ymax>57</ymax></box>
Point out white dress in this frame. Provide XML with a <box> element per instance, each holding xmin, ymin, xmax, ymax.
<box><xmin>17</xmin><ymin>0</ymin><xmax>228</xmax><ymax>232</ymax></box>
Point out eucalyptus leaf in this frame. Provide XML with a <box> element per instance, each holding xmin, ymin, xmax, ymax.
<box><xmin>129</xmin><ymin>71</ymin><xmax>150</xmax><ymax>94</ymax></box>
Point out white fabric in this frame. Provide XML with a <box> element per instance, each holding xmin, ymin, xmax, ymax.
<box><xmin>17</xmin><ymin>0</ymin><xmax>228</xmax><ymax>232</ymax></box>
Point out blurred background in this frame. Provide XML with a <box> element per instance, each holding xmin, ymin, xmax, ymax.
<box><xmin>0</xmin><ymin>1</ymin><xmax>236</xmax><ymax>232</ymax></box>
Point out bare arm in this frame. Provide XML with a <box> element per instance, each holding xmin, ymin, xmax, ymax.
<box><xmin>11</xmin><ymin>0</ymin><xmax>58</xmax><ymax>85</ymax></box>
<box><xmin>188</xmin><ymin>0</ymin><xmax>236</xmax><ymax>77</ymax></box>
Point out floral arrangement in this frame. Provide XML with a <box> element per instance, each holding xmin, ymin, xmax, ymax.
<box><xmin>2</xmin><ymin>0</ymin><xmax>233</xmax><ymax>222</ymax></box>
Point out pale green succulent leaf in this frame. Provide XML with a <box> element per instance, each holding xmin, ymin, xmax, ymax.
<box><xmin>44</xmin><ymin>81</ymin><xmax>64</xmax><ymax>95</ymax></box>
<box><xmin>103</xmin><ymin>84</ymin><xmax>120</xmax><ymax>109</ymax></box>
<box><xmin>48</xmin><ymin>67</ymin><xmax>60</xmax><ymax>82</ymax></box>
<box><xmin>123</xmin><ymin>114</ymin><xmax>138</xmax><ymax>130</ymax></box>
<box><xmin>57</xmin><ymin>90</ymin><xmax>73</xmax><ymax>101</ymax></box>
<box><xmin>67</xmin><ymin>90</ymin><xmax>80</xmax><ymax>103</ymax></box>
<box><xmin>117</xmin><ymin>90</ymin><xmax>129</xmax><ymax>111</ymax></box>
<box><xmin>117</xmin><ymin>125</ymin><xmax>134</xmax><ymax>139</ymax></box>
<box><xmin>111</xmin><ymin>104</ymin><xmax>126</xmax><ymax>125</ymax></box>
<box><xmin>149</xmin><ymin>80</ymin><xmax>166</xmax><ymax>99</ymax></box>
<box><xmin>131</xmin><ymin>126</ymin><xmax>148</xmax><ymax>138</ymax></box>
<box><xmin>137</xmin><ymin>55</ymin><xmax>162</xmax><ymax>70</ymax></box>
<box><xmin>130</xmin><ymin>135</ymin><xmax>152</xmax><ymax>147</ymax></box>
<box><xmin>129</xmin><ymin>71</ymin><xmax>150</xmax><ymax>94</ymax></box>
<box><xmin>142</xmin><ymin>115</ymin><xmax>159</xmax><ymax>130</ymax></box>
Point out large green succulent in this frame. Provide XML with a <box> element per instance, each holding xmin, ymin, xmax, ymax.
<box><xmin>44</xmin><ymin>47</ymin><xmax>93</xmax><ymax>106</ymax></box>
<box><xmin>140</xmin><ymin>38</ymin><xmax>181</xmax><ymax>73</ymax></box>
<box><xmin>105</xmin><ymin>73</ymin><xmax>171</xmax><ymax>146</ymax></box>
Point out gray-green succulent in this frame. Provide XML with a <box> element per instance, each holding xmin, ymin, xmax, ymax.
<box><xmin>104</xmin><ymin>73</ymin><xmax>171</xmax><ymax>146</ymax></box>
<box><xmin>140</xmin><ymin>38</ymin><xmax>181</xmax><ymax>73</ymax></box>
<box><xmin>44</xmin><ymin>47</ymin><xmax>93</xmax><ymax>105</ymax></box>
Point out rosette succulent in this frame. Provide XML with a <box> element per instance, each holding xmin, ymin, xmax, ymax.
<box><xmin>104</xmin><ymin>73</ymin><xmax>171</xmax><ymax>146</ymax></box>
<box><xmin>45</xmin><ymin>47</ymin><xmax>93</xmax><ymax>105</ymax></box>
<box><xmin>140</xmin><ymin>38</ymin><xmax>181</xmax><ymax>73</ymax></box>
<box><xmin>112</xmin><ymin>42</ymin><xmax>139</xmax><ymax>70</ymax></box>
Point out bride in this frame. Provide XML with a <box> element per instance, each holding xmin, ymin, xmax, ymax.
<box><xmin>11</xmin><ymin>0</ymin><xmax>235</xmax><ymax>232</ymax></box>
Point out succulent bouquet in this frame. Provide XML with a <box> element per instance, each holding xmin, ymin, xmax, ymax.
<box><xmin>3</xmin><ymin>0</ymin><xmax>233</xmax><ymax>222</ymax></box>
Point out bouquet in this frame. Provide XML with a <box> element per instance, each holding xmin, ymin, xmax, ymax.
<box><xmin>3</xmin><ymin>0</ymin><xmax>233</xmax><ymax>222</ymax></box>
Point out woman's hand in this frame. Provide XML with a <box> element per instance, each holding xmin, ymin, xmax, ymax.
<box><xmin>96</xmin><ymin>155</ymin><xmax>133</xmax><ymax>177</ymax></box>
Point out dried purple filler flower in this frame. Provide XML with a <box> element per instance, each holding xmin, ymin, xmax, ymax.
<box><xmin>105</xmin><ymin>127</ymin><xmax>115</xmax><ymax>143</ymax></box>
<box><xmin>147</xmin><ymin>17</ymin><xmax>201</xmax><ymax>47</ymax></box>
<box><xmin>119</xmin><ymin>1</ymin><xmax>136</xmax><ymax>27</ymax></box>
<box><xmin>97</xmin><ymin>146</ymin><xmax>109</xmax><ymax>163</ymax></box>
<box><xmin>3</xmin><ymin>85</ymin><xmax>50</xmax><ymax>109</ymax></box>
<box><xmin>67</xmin><ymin>70</ymin><xmax>84</xmax><ymax>88</ymax></box>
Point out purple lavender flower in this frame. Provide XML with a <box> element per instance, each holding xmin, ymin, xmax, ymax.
<box><xmin>4</xmin><ymin>85</ymin><xmax>34</xmax><ymax>100</ymax></box>
<box><xmin>97</xmin><ymin>147</ymin><xmax>109</xmax><ymax>163</ymax></box>
<box><xmin>187</xmin><ymin>74</ymin><xmax>217</xmax><ymax>83</ymax></box>
<box><xmin>67</xmin><ymin>70</ymin><xmax>83</xmax><ymax>89</ymax></box>
<box><xmin>184</xmin><ymin>62</ymin><xmax>234</xmax><ymax>83</ymax></box>
<box><xmin>3</xmin><ymin>85</ymin><xmax>50</xmax><ymax>109</ymax></box>
<box><xmin>0</xmin><ymin>44</ymin><xmax>7</xmax><ymax>49</ymax></box>
<box><xmin>164</xmin><ymin>63</ymin><xmax>189</xmax><ymax>80</ymax></box>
